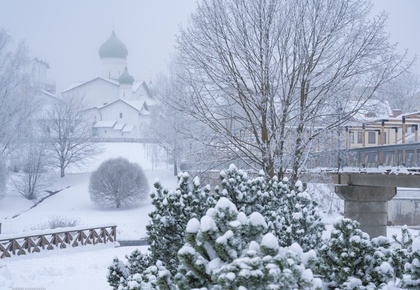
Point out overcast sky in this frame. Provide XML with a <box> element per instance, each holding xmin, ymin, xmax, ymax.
<box><xmin>0</xmin><ymin>0</ymin><xmax>419</xmax><ymax>92</ymax></box>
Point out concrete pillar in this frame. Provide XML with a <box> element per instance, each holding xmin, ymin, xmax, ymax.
<box><xmin>335</xmin><ymin>185</ymin><xmax>396</xmax><ymax>238</ymax></box>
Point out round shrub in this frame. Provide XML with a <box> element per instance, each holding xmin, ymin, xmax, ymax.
<box><xmin>89</xmin><ymin>157</ymin><xmax>149</xmax><ymax>208</ymax></box>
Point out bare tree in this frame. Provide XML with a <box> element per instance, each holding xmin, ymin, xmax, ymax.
<box><xmin>174</xmin><ymin>0</ymin><xmax>411</xmax><ymax>181</ymax></box>
<box><xmin>0</xmin><ymin>29</ymin><xmax>36</xmax><ymax>157</ymax></box>
<box><xmin>377</xmin><ymin>70</ymin><xmax>420</xmax><ymax>113</ymax></box>
<box><xmin>13</xmin><ymin>140</ymin><xmax>50</xmax><ymax>200</ymax></box>
<box><xmin>41</xmin><ymin>95</ymin><xmax>100</xmax><ymax>177</ymax></box>
<box><xmin>153</xmin><ymin>59</ymin><xmax>210</xmax><ymax>176</ymax></box>
<box><xmin>89</xmin><ymin>157</ymin><xmax>149</xmax><ymax>208</ymax></box>
<box><xmin>0</xmin><ymin>154</ymin><xmax>6</xmax><ymax>200</ymax></box>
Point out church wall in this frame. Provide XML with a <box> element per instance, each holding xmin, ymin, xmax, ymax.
<box><xmin>99</xmin><ymin>101</ymin><xmax>142</xmax><ymax>137</ymax></box>
<box><xmin>63</xmin><ymin>79</ymin><xmax>119</xmax><ymax>108</ymax></box>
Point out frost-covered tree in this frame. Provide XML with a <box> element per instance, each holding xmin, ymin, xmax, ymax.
<box><xmin>317</xmin><ymin>218</ymin><xmax>394</xmax><ymax>289</ymax></box>
<box><xmin>12</xmin><ymin>141</ymin><xmax>50</xmax><ymax>200</ymax></box>
<box><xmin>175</xmin><ymin>0</ymin><xmax>411</xmax><ymax>181</ymax></box>
<box><xmin>176</xmin><ymin>197</ymin><xmax>322</xmax><ymax>289</ymax></box>
<box><xmin>90</xmin><ymin>157</ymin><xmax>149</xmax><ymax>208</ymax></box>
<box><xmin>214</xmin><ymin>164</ymin><xmax>325</xmax><ymax>251</ymax></box>
<box><xmin>0</xmin><ymin>29</ymin><xmax>36</xmax><ymax>158</ymax></box>
<box><xmin>0</xmin><ymin>154</ymin><xmax>7</xmax><ymax>200</ymax></box>
<box><xmin>40</xmin><ymin>94</ymin><xmax>100</xmax><ymax>177</ymax></box>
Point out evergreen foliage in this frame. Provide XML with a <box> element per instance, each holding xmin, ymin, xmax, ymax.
<box><xmin>146</xmin><ymin>173</ymin><xmax>215</xmax><ymax>275</ymax></box>
<box><xmin>176</xmin><ymin>197</ymin><xmax>322</xmax><ymax>289</ymax></box>
<box><xmin>122</xmin><ymin>261</ymin><xmax>175</xmax><ymax>290</ymax></box>
<box><xmin>401</xmin><ymin>236</ymin><xmax>420</xmax><ymax>289</ymax></box>
<box><xmin>316</xmin><ymin>218</ymin><xmax>394</xmax><ymax>289</ymax></box>
<box><xmin>107</xmin><ymin>257</ymin><xmax>129</xmax><ymax>290</ymax></box>
<box><xmin>105</xmin><ymin>166</ymin><xmax>331</xmax><ymax>289</ymax></box>
<box><xmin>390</xmin><ymin>225</ymin><xmax>413</xmax><ymax>280</ymax></box>
<box><xmin>214</xmin><ymin>165</ymin><xmax>325</xmax><ymax>251</ymax></box>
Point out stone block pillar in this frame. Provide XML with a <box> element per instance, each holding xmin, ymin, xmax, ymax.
<box><xmin>335</xmin><ymin>185</ymin><xmax>396</xmax><ymax>238</ymax></box>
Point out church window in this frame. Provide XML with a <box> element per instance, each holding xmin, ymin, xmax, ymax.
<box><xmin>120</xmin><ymin>113</ymin><xmax>123</xmax><ymax>118</ymax></box>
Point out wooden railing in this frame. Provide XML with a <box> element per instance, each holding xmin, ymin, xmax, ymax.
<box><xmin>0</xmin><ymin>224</ymin><xmax>117</xmax><ymax>259</ymax></box>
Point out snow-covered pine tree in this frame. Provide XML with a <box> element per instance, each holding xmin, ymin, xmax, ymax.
<box><xmin>401</xmin><ymin>236</ymin><xmax>420</xmax><ymax>289</ymax></box>
<box><xmin>125</xmin><ymin>249</ymin><xmax>152</xmax><ymax>276</ymax></box>
<box><xmin>176</xmin><ymin>197</ymin><xmax>322</xmax><ymax>289</ymax></box>
<box><xmin>266</xmin><ymin>178</ymin><xmax>325</xmax><ymax>251</ymax></box>
<box><xmin>123</xmin><ymin>261</ymin><xmax>174</xmax><ymax>290</ymax></box>
<box><xmin>214</xmin><ymin>165</ymin><xmax>325</xmax><ymax>252</ymax></box>
<box><xmin>107</xmin><ymin>173</ymin><xmax>215</xmax><ymax>289</ymax></box>
<box><xmin>317</xmin><ymin>218</ymin><xmax>394</xmax><ymax>289</ymax></box>
<box><xmin>391</xmin><ymin>225</ymin><xmax>413</xmax><ymax>280</ymax></box>
<box><xmin>107</xmin><ymin>257</ymin><xmax>129</xmax><ymax>290</ymax></box>
<box><xmin>146</xmin><ymin>173</ymin><xmax>215</xmax><ymax>275</ymax></box>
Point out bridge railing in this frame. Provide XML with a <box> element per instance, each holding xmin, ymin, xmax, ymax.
<box><xmin>0</xmin><ymin>224</ymin><xmax>117</xmax><ymax>259</ymax></box>
<box><xmin>306</xmin><ymin>142</ymin><xmax>420</xmax><ymax>169</ymax></box>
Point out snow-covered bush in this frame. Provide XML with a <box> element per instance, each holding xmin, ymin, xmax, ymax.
<box><xmin>107</xmin><ymin>257</ymin><xmax>129</xmax><ymax>290</ymax></box>
<box><xmin>146</xmin><ymin>173</ymin><xmax>215</xmax><ymax>275</ymax></box>
<box><xmin>122</xmin><ymin>260</ymin><xmax>174</xmax><ymax>290</ymax></box>
<box><xmin>401</xmin><ymin>236</ymin><xmax>420</xmax><ymax>289</ymax></box>
<box><xmin>316</xmin><ymin>218</ymin><xmax>394</xmax><ymax>289</ymax></box>
<box><xmin>176</xmin><ymin>197</ymin><xmax>322</xmax><ymax>289</ymax></box>
<box><xmin>391</xmin><ymin>225</ymin><xmax>413</xmax><ymax>280</ymax></box>
<box><xmin>0</xmin><ymin>155</ymin><xmax>6</xmax><ymax>200</ymax></box>
<box><xmin>89</xmin><ymin>157</ymin><xmax>149</xmax><ymax>208</ymax></box>
<box><xmin>214</xmin><ymin>165</ymin><xmax>325</xmax><ymax>251</ymax></box>
<box><xmin>107</xmin><ymin>173</ymin><xmax>215</xmax><ymax>289</ymax></box>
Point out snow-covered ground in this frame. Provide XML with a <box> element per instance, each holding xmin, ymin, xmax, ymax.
<box><xmin>0</xmin><ymin>143</ymin><xmax>177</xmax><ymax>289</ymax></box>
<box><xmin>0</xmin><ymin>142</ymin><xmax>418</xmax><ymax>289</ymax></box>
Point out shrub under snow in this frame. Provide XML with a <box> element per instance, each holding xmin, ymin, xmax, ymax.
<box><xmin>89</xmin><ymin>157</ymin><xmax>149</xmax><ymax>208</ymax></box>
<box><xmin>316</xmin><ymin>218</ymin><xmax>395</xmax><ymax>289</ymax></box>
<box><xmin>176</xmin><ymin>197</ymin><xmax>322</xmax><ymax>289</ymax></box>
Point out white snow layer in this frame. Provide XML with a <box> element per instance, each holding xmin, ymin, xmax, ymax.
<box><xmin>215</xmin><ymin>197</ymin><xmax>238</xmax><ymax>214</ymax></box>
<box><xmin>412</xmin><ymin>236</ymin><xmax>420</xmax><ymax>252</ymax></box>
<box><xmin>186</xmin><ymin>218</ymin><xmax>201</xmax><ymax>233</ymax></box>
<box><xmin>261</xmin><ymin>233</ymin><xmax>279</xmax><ymax>250</ymax></box>
<box><xmin>249</xmin><ymin>212</ymin><xmax>267</xmax><ymax>228</ymax></box>
<box><xmin>200</xmin><ymin>216</ymin><xmax>217</xmax><ymax>232</ymax></box>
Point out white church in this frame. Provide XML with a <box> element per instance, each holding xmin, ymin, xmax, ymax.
<box><xmin>62</xmin><ymin>30</ymin><xmax>158</xmax><ymax>139</ymax></box>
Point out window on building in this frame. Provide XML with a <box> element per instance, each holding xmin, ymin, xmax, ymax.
<box><xmin>383</xmin><ymin>132</ymin><xmax>387</xmax><ymax>144</ymax></box>
<box><xmin>357</xmin><ymin>132</ymin><xmax>363</xmax><ymax>144</ymax></box>
<box><xmin>119</xmin><ymin>113</ymin><xmax>123</xmax><ymax>118</ymax></box>
<box><xmin>368</xmin><ymin>132</ymin><xmax>376</xmax><ymax>144</ymax></box>
<box><xmin>350</xmin><ymin>132</ymin><xmax>355</xmax><ymax>143</ymax></box>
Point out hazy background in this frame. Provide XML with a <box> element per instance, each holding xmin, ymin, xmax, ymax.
<box><xmin>0</xmin><ymin>0</ymin><xmax>419</xmax><ymax>92</ymax></box>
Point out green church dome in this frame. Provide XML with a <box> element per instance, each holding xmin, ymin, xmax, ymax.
<box><xmin>98</xmin><ymin>31</ymin><xmax>128</xmax><ymax>59</ymax></box>
<box><xmin>118</xmin><ymin>67</ymin><xmax>134</xmax><ymax>84</ymax></box>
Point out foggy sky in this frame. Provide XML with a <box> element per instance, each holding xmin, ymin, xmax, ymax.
<box><xmin>0</xmin><ymin>0</ymin><xmax>419</xmax><ymax>93</ymax></box>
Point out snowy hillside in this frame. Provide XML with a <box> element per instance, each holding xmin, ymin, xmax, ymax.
<box><xmin>0</xmin><ymin>143</ymin><xmax>177</xmax><ymax>289</ymax></box>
